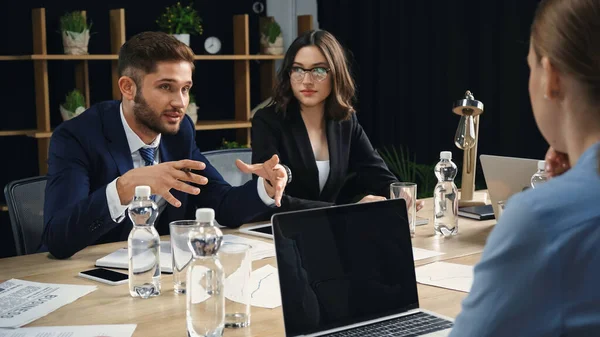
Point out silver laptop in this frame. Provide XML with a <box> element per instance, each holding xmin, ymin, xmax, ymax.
<box><xmin>271</xmin><ymin>199</ymin><xmax>453</xmax><ymax>337</ymax></box>
<box><xmin>480</xmin><ymin>154</ymin><xmax>541</xmax><ymax>219</ymax></box>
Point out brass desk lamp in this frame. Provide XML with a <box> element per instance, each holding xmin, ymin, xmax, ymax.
<box><xmin>453</xmin><ymin>90</ymin><xmax>486</xmax><ymax>207</ymax></box>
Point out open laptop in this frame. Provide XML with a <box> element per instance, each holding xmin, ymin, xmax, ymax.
<box><xmin>271</xmin><ymin>199</ymin><xmax>453</xmax><ymax>337</ymax></box>
<box><xmin>480</xmin><ymin>154</ymin><xmax>541</xmax><ymax>219</ymax></box>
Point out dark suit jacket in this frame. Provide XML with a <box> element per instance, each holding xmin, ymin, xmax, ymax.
<box><xmin>43</xmin><ymin>100</ymin><xmax>270</xmax><ymax>259</ymax></box>
<box><xmin>251</xmin><ymin>104</ymin><xmax>397</xmax><ymax>213</ymax></box>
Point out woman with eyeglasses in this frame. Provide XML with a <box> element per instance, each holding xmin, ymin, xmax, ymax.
<box><xmin>251</xmin><ymin>30</ymin><xmax>423</xmax><ymax>212</ymax></box>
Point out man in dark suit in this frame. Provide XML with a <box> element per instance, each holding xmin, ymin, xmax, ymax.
<box><xmin>42</xmin><ymin>31</ymin><xmax>288</xmax><ymax>259</ymax></box>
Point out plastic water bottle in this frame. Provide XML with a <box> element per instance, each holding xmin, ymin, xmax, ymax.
<box><xmin>531</xmin><ymin>160</ymin><xmax>549</xmax><ymax>188</ymax></box>
<box><xmin>187</xmin><ymin>208</ymin><xmax>225</xmax><ymax>337</ymax></box>
<box><xmin>433</xmin><ymin>151</ymin><xmax>459</xmax><ymax>236</ymax></box>
<box><xmin>128</xmin><ymin>185</ymin><xmax>161</xmax><ymax>298</ymax></box>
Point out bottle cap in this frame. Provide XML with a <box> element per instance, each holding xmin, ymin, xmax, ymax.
<box><xmin>440</xmin><ymin>151</ymin><xmax>452</xmax><ymax>160</ymax></box>
<box><xmin>195</xmin><ymin>208</ymin><xmax>215</xmax><ymax>222</ymax></box>
<box><xmin>538</xmin><ymin>160</ymin><xmax>546</xmax><ymax>171</ymax></box>
<box><xmin>134</xmin><ymin>186</ymin><xmax>151</xmax><ymax>198</ymax></box>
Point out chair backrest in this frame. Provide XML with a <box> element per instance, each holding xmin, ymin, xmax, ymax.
<box><xmin>4</xmin><ymin>176</ymin><xmax>47</xmax><ymax>256</ymax></box>
<box><xmin>202</xmin><ymin>148</ymin><xmax>253</xmax><ymax>187</ymax></box>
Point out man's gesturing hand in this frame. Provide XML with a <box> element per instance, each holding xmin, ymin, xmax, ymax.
<box><xmin>117</xmin><ymin>159</ymin><xmax>208</xmax><ymax>207</ymax></box>
<box><xmin>235</xmin><ymin>154</ymin><xmax>288</xmax><ymax>207</ymax></box>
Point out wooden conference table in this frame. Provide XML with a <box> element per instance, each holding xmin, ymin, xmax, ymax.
<box><xmin>0</xmin><ymin>192</ymin><xmax>495</xmax><ymax>336</ymax></box>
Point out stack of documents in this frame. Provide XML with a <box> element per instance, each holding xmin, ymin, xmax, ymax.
<box><xmin>0</xmin><ymin>324</ymin><xmax>137</xmax><ymax>337</ymax></box>
<box><xmin>0</xmin><ymin>279</ymin><xmax>97</xmax><ymax>329</ymax></box>
<box><xmin>96</xmin><ymin>234</ymin><xmax>275</xmax><ymax>273</ymax></box>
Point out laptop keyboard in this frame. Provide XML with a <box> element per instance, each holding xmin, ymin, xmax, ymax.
<box><xmin>322</xmin><ymin>312</ymin><xmax>453</xmax><ymax>337</ymax></box>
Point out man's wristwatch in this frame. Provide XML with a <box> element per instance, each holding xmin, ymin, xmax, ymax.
<box><xmin>282</xmin><ymin>164</ymin><xmax>292</xmax><ymax>184</ymax></box>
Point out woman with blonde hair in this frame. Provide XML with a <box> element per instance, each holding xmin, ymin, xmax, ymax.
<box><xmin>449</xmin><ymin>0</ymin><xmax>600</xmax><ymax>335</ymax></box>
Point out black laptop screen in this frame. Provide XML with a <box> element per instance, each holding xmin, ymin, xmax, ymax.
<box><xmin>272</xmin><ymin>199</ymin><xmax>419</xmax><ymax>336</ymax></box>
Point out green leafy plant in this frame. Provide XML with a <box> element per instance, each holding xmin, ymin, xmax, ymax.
<box><xmin>59</xmin><ymin>11</ymin><xmax>91</xmax><ymax>34</ymax></box>
<box><xmin>156</xmin><ymin>2</ymin><xmax>203</xmax><ymax>35</ymax></box>
<box><xmin>378</xmin><ymin>145</ymin><xmax>437</xmax><ymax>198</ymax></box>
<box><xmin>262</xmin><ymin>20</ymin><xmax>281</xmax><ymax>43</ymax></box>
<box><xmin>219</xmin><ymin>138</ymin><xmax>249</xmax><ymax>149</ymax></box>
<box><xmin>62</xmin><ymin>89</ymin><xmax>85</xmax><ymax>112</ymax></box>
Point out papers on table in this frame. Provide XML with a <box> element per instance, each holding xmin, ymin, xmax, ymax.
<box><xmin>222</xmin><ymin>235</ymin><xmax>275</xmax><ymax>261</ymax></box>
<box><xmin>247</xmin><ymin>265</ymin><xmax>281</xmax><ymax>309</ymax></box>
<box><xmin>412</xmin><ymin>247</ymin><xmax>445</xmax><ymax>261</ymax></box>
<box><xmin>192</xmin><ymin>265</ymin><xmax>282</xmax><ymax>309</ymax></box>
<box><xmin>96</xmin><ymin>235</ymin><xmax>275</xmax><ymax>274</ymax></box>
<box><xmin>415</xmin><ymin>262</ymin><xmax>474</xmax><ymax>293</ymax></box>
<box><xmin>0</xmin><ymin>279</ymin><xmax>97</xmax><ymax>328</ymax></box>
<box><xmin>224</xmin><ymin>265</ymin><xmax>281</xmax><ymax>309</ymax></box>
<box><xmin>0</xmin><ymin>324</ymin><xmax>136</xmax><ymax>337</ymax></box>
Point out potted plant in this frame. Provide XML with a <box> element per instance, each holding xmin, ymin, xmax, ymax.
<box><xmin>260</xmin><ymin>20</ymin><xmax>283</xmax><ymax>55</ymax></box>
<box><xmin>219</xmin><ymin>138</ymin><xmax>249</xmax><ymax>149</ymax></box>
<box><xmin>60</xmin><ymin>89</ymin><xmax>86</xmax><ymax>121</ymax></box>
<box><xmin>186</xmin><ymin>92</ymin><xmax>198</xmax><ymax>124</ymax></box>
<box><xmin>156</xmin><ymin>1</ymin><xmax>203</xmax><ymax>47</ymax></box>
<box><xmin>60</xmin><ymin>11</ymin><xmax>91</xmax><ymax>55</ymax></box>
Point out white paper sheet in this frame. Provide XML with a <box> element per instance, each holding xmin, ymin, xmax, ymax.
<box><xmin>0</xmin><ymin>324</ymin><xmax>136</xmax><ymax>337</ymax></box>
<box><xmin>0</xmin><ymin>279</ymin><xmax>97</xmax><ymax>328</ymax></box>
<box><xmin>247</xmin><ymin>265</ymin><xmax>281</xmax><ymax>309</ymax></box>
<box><xmin>415</xmin><ymin>262</ymin><xmax>474</xmax><ymax>293</ymax></box>
<box><xmin>96</xmin><ymin>235</ymin><xmax>275</xmax><ymax>274</ymax></box>
<box><xmin>412</xmin><ymin>247</ymin><xmax>445</xmax><ymax>261</ymax></box>
<box><xmin>222</xmin><ymin>235</ymin><xmax>275</xmax><ymax>261</ymax></box>
<box><xmin>190</xmin><ymin>265</ymin><xmax>281</xmax><ymax>309</ymax></box>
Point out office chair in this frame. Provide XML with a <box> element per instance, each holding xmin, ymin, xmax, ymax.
<box><xmin>202</xmin><ymin>148</ymin><xmax>253</xmax><ymax>187</ymax></box>
<box><xmin>4</xmin><ymin>176</ymin><xmax>47</xmax><ymax>256</ymax></box>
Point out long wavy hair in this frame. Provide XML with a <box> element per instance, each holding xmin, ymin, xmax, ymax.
<box><xmin>271</xmin><ymin>30</ymin><xmax>356</xmax><ymax>121</ymax></box>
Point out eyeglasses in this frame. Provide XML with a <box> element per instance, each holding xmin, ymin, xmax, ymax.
<box><xmin>289</xmin><ymin>66</ymin><xmax>331</xmax><ymax>83</ymax></box>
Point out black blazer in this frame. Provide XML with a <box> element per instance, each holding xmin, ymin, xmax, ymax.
<box><xmin>251</xmin><ymin>104</ymin><xmax>397</xmax><ymax>213</ymax></box>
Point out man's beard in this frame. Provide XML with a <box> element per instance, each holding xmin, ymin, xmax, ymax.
<box><xmin>133</xmin><ymin>90</ymin><xmax>181</xmax><ymax>135</ymax></box>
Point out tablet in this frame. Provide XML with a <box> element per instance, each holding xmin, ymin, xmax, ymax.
<box><xmin>240</xmin><ymin>216</ymin><xmax>429</xmax><ymax>240</ymax></box>
<box><xmin>239</xmin><ymin>223</ymin><xmax>274</xmax><ymax>239</ymax></box>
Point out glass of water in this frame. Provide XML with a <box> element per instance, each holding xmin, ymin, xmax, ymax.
<box><xmin>219</xmin><ymin>243</ymin><xmax>252</xmax><ymax>328</ymax></box>
<box><xmin>170</xmin><ymin>220</ymin><xmax>201</xmax><ymax>294</ymax></box>
<box><xmin>390</xmin><ymin>182</ymin><xmax>417</xmax><ymax>237</ymax></box>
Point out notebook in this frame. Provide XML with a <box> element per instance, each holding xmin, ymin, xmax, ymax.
<box><xmin>95</xmin><ymin>235</ymin><xmax>275</xmax><ymax>274</ymax></box>
<box><xmin>271</xmin><ymin>199</ymin><xmax>453</xmax><ymax>337</ymax></box>
<box><xmin>458</xmin><ymin>204</ymin><xmax>495</xmax><ymax>220</ymax></box>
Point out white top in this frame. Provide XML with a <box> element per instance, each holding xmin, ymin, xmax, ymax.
<box><xmin>316</xmin><ymin>160</ymin><xmax>330</xmax><ymax>192</ymax></box>
<box><xmin>440</xmin><ymin>151</ymin><xmax>452</xmax><ymax>160</ymax></box>
<box><xmin>105</xmin><ymin>103</ymin><xmax>275</xmax><ymax>223</ymax></box>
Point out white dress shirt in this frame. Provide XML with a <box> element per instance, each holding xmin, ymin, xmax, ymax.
<box><xmin>106</xmin><ymin>104</ymin><xmax>275</xmax><ymax>223</ymax></box>
<box><xmin>316</xmin><ymin>160</ymin><xmax>330</xmax><ymax>192</ymax></box>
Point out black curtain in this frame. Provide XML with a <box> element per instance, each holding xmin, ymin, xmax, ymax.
<box><xmin>317</xmin><ymin>0</ymin><xmax>547</xmax><ymax>174</ymax></box>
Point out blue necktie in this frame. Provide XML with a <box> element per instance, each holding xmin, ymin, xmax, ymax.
<box><xmin>138</xmin><ymin>147</ymin><xmax>157</xmax><ymax>201</ymax></box>
<box><xmin>139</xmin><ymin>147</ymin><xmax>156</xmax><ymax>167</ymax></box>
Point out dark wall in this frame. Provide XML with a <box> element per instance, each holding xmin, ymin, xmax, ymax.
<box><xmin>317</xmin><ymin>0</ymin><xmax>547</xmax><ymax>176</ymax></box>
<box><xmin>0</xmin><ymin>0</ymin><xmax>268</xmax><ymax>257</ymax></box>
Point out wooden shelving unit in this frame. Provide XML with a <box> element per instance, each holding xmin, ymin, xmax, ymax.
<box><xmin>0</xmin><ymin>8</ymin><xmax>313</xmax><ymax>177</ymax></box>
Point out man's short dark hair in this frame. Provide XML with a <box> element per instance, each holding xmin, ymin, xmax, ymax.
<box><xmin>118</xmin><ymin>31</ymin><xmax>195</xmax><ymax>85</ymax></box>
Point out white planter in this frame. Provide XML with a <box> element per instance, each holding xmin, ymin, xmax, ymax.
<box><xmin>172</xmin><ymin>34</ymin><xmax>190</xmax><ymax>46</ymax></box>
<box><xmin>261</xmin><ymin>35</ymin><xmax>284</xmax><ymax>55</ymax></box>
<box><xmin>62</xmin><ymin>30</ymin><xmax>90</xmax><ymax>55</ymax></box>
<box><xmin>186</xmin><ymin>102</ymin><xmax>198</xmax><ymax>124</ymax></box>
<box><xmin>60</xmin><ymin>105</ymin><xmax>86</xmax><ymax>121</ymax></box>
